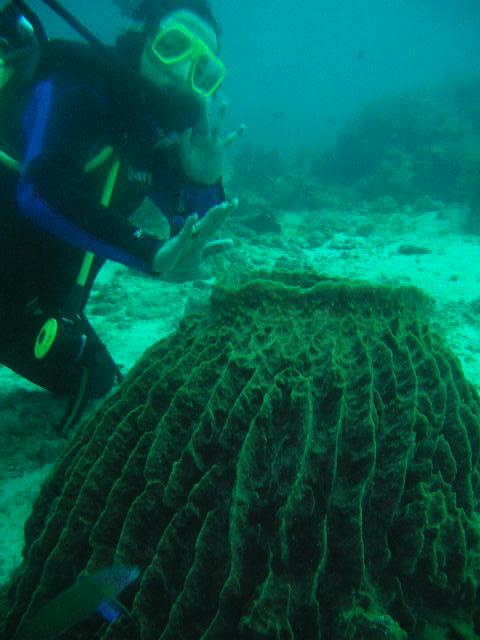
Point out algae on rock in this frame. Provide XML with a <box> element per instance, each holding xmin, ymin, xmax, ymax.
<box><xmin>3</xmin><ymin>270</ymin><xmax>480</xmax><ymax>640</ymax></box>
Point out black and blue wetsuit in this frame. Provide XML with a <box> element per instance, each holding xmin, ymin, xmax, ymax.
<box><xmin>0</xmin><ymin>41</ymin><xmax>224</xmax><ymax>404</ymax></box>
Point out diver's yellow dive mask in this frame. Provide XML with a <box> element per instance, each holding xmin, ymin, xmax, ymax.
<box><xmin>150</xmin><ymin>22</ymin><xmax>226</xmax><ymax>97</ymax></box>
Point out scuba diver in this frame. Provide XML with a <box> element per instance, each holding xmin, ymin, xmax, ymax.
<box><xmin>0</xmin><ymin>0</ymin><xmax>243</xmax><ymax>430</ymax></box>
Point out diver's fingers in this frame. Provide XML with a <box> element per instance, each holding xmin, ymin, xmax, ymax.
<box><xmin>208</xmin><ymin>199</ymin><xmax>238</xmax><ymax>230</ymax></box>
<box><xmin>202</xmin><ymin>238</ymin><xmax>234</xmax><ymax>259</ymax></box>
<box><xmin>179</xmin><ymin>213</ymin><xmax>198</xmax><ymax>241</ymax></box>
<box><xmin>196</xmin><ymin>198</ymin><xmax>238</xmax><ymax>237</ymax></box>
<box><xmin>211</xmin><ymin>102</ymin><xmax>228</xmax><ymax>139</ymax></box>
<box><xmin>194</xmin><ymin>205</ymin><xmax>226</xmax><ymax>237</ymax></box>
<box><xmin>205</xmin><ymin>199</ymin><xmax>237</xmax><ymax>235</ymax></box>
<box><xmin>222</xmin><ymin>124</ymin><xmax>246</xmax><ymax>148</ymax></box>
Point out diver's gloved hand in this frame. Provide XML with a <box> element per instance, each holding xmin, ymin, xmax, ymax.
<box><xmin>172</xmin><ymin>198</ymin><xmax>238</xmax><ymax>277</ymax></box>
<box><xmin>151</xmin><ymin>213</ymin><xmax>198</xmax><ymax>274</ymax></box>
<box><xmin>152</xmin><ymin>199</ymin><xmax>237</xmax><ymax>276</ymax></box>
<box><xmin>180</xmin><ymin>101</ymin><xmax>245</xmax><ymax>185</ymax></box>
<box><xmin>151</xmin><ymin>199</ymin><xmax>237</xmax><ymax>277</ymax></box>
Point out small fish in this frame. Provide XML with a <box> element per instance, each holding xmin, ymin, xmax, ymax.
<box><xmin>14</xmin><ymin>565</ymin><xmax>140</xmax><ymax>640</ymax></box>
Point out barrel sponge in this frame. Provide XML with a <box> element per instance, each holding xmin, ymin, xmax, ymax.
<box><xmin>4</xmin><ymin>270</ymin><xmax>480</xmax><ymax>639</ymax></box>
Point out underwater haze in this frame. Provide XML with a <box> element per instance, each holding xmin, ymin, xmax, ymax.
<box><xmin>4</xmin><ymin>3</ymin><xmax>480</xmax><ymax>638</ymax></box>
<box><xmin>217</xmin><ymin>0</ymin><xmax>480</xmax><ymax>151</ymax></box>
<box><xmin>26</xmin><ymin>0</ymin><xmax>480</xmax><ymax>153</ymax></box>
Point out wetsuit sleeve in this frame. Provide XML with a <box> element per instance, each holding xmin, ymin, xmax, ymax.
<box><xmin>150</xmin><ymin>156</ymin><xmax>225</xmax><ymax>237</ymax></box>
<box><xmin>17</xmin><ymin>76</ymin><xmax>163</xmax><ymax>273</ymax></box>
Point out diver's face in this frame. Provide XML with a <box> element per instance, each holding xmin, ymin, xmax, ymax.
<box><xmin>141</xmin><ymin>9</ymin><xmax>219</xmax><ymax>102</ymax></box>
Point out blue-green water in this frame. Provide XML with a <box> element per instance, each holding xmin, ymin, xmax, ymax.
<box><xmin>28</xmin><ymin>0</ymin><xmax>480</xmax><ymax>152</ymax></box>
<box><xmin>1</xmin><ymin>2</ymin><xmax>480</xmax><ymax>638</ymax></box>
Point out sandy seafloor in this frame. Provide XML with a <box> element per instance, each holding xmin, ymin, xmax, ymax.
<box><xmin>1</xmin><ymin>198</ymin><xmax>480</xmax><ymax>586</ymax></box>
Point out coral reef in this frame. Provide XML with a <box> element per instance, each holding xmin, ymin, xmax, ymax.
<box><xmin>3</xmin><ymin>270</ymin><xmax>480</xmax><ymax>639</ymax></box>
<box><xmin>231</xmin><ymin>78</ymin><xmax>480</xmax><ymax>213</ymax></box>
<box><xmin>312</xmin><ymin>77</ymin><xmax>480</xmax><ymax>206</ymax></box>
<box><xmin>230</xmin><ymin>143</ymin><xmax>356</xmax><ymax>213</ymax></box>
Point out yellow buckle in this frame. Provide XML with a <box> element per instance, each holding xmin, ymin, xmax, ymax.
<box><xmin>34</xmin><ymin>318</ymin><xmax>58</xmax><ymax>360</ymax></box>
